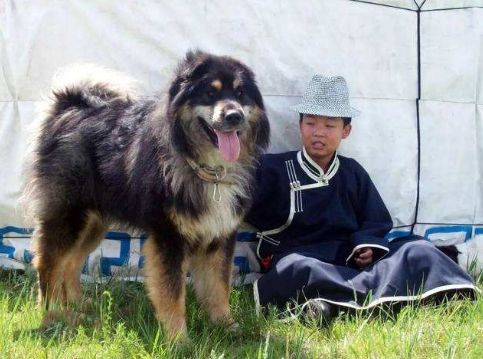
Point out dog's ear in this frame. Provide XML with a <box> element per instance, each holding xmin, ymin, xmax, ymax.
<box><xmin>168</xmin><ymin>50</ymin><xmax>211</xmax><ymax>102</ymax></box>
<box><xmin>184</xmin><ymin>49</ymin><xmax>207</xmax><ymax>66</ymax></box>
<box><xmin>182</xmin><ymin>50</ymin><xmax>211</xmax><ymax>81</ymax></box>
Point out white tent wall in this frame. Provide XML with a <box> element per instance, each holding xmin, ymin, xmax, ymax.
<box><xmin>0</xmin><ymin>0</ymin><xmax>482</xmax><ymax>280</ymax></box>
<box><xmin>419</xmin><ymin>8</ymin><xmax>483</xmax><ymax>223</ymax></box>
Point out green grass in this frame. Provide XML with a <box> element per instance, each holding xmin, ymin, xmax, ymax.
<box><xmin>0</xmin><ymin>268</ymin><xmax>481</xmax><ymax>359</ymax></box>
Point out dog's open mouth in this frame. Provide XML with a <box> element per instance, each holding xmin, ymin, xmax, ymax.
<box><xmin>198</xmin><ymin>117</ymin><xmax>241</xmax><ymax>162</ymax></box>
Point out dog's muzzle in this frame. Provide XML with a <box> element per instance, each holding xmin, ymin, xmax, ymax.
<box><xmin>212</xmin><ymin>100</ymin><xmax>247</xmax><ymax>132</ymax></box>
<box><xmin>208</xmin><ymin>102</ymin><xmax>246</xmax><ymax>162</ymax></box>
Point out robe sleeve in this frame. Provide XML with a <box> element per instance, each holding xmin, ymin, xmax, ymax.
<box><xmin>346</xmin><ymin>160</ymin><xmax>393</xmax><ymax>264</ymax></box>
<box><xmin>244</xmin><ymin>154</ymin><xmax>288</xmax><ymax>263</ymax></box>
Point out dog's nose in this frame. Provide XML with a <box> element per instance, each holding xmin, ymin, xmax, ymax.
<box><xmin>224</xmin><ymin>111</ymin><xmax>244</xmax><ymax>126</ymax></box>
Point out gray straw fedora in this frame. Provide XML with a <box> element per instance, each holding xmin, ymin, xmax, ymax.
<box><xmin>291</xmin><ymin>75</ymin><xmax>360</xmax><ymax>118</ymax></box>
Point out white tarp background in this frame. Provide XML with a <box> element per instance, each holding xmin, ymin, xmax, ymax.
<box><xmin>0</xmin><ymin>0</ymin><xmax>482</xmax><ymax>281</ymax></box>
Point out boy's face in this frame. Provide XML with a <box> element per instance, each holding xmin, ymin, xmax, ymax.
<box><xmin>299</xmin><ymin>114</ymin><xmax>351</xmax><ymax>166</ymax></box>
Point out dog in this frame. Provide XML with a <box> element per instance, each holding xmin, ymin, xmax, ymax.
<box><xmin>24</xmin><ymin>50</ymin><xmax>270</xmax><ymax>339</ymax></box>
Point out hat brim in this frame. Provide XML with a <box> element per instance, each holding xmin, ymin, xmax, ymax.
<box><xmin>290</xmin><ymin>104</ymin><xmax>360</xmax><ymax>118</ymax></box>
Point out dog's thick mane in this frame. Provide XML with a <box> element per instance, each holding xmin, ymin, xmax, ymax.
<box><xmin>157</xmin><ymin>147</ymin><xmax>253</xmax><ymax>224</ymax></box>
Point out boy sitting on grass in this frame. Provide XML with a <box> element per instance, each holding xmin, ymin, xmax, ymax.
<box><xmin>245</xmin><ymin>75</ymin><xmax>477</xmax><ymax>319</ymax></box>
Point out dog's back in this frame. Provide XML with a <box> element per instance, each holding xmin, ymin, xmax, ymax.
<box><xmin>28</xmin><ymin>65</ymin><xmax>167</xmax><ymax>228</ymax></box>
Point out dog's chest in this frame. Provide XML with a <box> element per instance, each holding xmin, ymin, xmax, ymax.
<box><xmin>170</xmin><ymin>184</ymin><xmax>243</xmax><ymax>242</ymax></box>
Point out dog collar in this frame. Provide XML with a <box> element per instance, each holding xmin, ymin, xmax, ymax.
<box><xmin>185</xmin><ymin>158</ymin><xmax>233</xmax><ymax>202</ymax></box>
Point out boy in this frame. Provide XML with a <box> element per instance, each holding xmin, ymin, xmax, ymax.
<box><xmin>245</xmin><ymin>75</ymin><xmax>477</xmax><ymax>318</ymax></box>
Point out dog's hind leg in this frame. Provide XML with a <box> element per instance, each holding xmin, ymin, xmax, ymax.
<box><xmin>62</xmin><ymin>210</ymin><xmax>107</xmax><ymax>307</ymax></box>
<box><xmin>32</xmin><ymin>209</ymin><xmax>87</xmax><ymax>309</ymax></box>
<box><xmin>143</xmin><ymin>234</ymin><xmax>189</xmax><ymax>341</ymax></box>
<box><xmin>190</xmin><ymin>234</ymin><xmax>237</xmax><ymax>328</ymax></box>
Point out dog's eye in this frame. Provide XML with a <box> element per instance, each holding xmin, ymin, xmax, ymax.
<box><xmin>207</xmin><ymin>90</ymin><xmax>215</xmax><ymax>98</ymax></box>
<box><xmin>236</xmin><ymin>89</ymin><xmax>243</xmax><ymax>97</ymax></box>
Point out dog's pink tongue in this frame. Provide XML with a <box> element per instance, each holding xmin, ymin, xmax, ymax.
<box><xmin>214</xmin><ymin>130</ymin><xmax>240</xmax><ymax>162</ymax></box>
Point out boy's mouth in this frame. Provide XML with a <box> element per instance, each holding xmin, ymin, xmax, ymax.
<box><xmin>312</xmin><ymin>141</ymin><xmax>326</xmax><ymax>150</ymax></box>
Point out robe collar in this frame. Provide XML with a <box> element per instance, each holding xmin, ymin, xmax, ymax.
<box><xmin>297</xmin><ymin>147</ymin><xmax>340</xmax><ymax>184</ymax></box>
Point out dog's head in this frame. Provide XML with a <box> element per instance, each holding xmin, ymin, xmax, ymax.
<box><xmin>167</xmin><ymin>50</ymin><xmax>270</xmax><ymax>164</ymax></box>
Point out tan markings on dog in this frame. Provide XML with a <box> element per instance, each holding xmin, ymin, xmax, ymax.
<box><xmin>190</xmin><ymin>246</ymin><xmax>234</xmax><ymax>324</ymax></box>
<box><xmin>244</xmin><ymin>104</ymin><xmax>262</xmax><ymax>123</ymax></box>
<box><xmin>143</xmin><ymin>238</ymin><xmax>188</xmax><ymax>340</ymax></box>
<box><xmin>184</xmin><ymin>104</ymin><xmax>213</xmax><ymax>123</ymax></box>
<box><xmin>211</xmin><ymin>79</ymin><xmax>222</xmax><ymax>91</ymax></box>
<box><xmin>177</xmin><ymin>103</ymin><xmax>214</xmax><ymax>147</ymax></box>
<box><xmin>32</xmin><ymin>210</ymin><xmax>106</xmax><ymax>312</ymax></box>
<box><xmin>32</xmin><ymin>240</ymin><xmax>71</xmax><ymax>307</ymax></box>
<box><xmin>175</xmin><ymin>104</ymin><xmax>228</xmax><ymax>164</ymax></box>
<box><xmin>63</xmin><ymin>211</ymin><xmax>106</xmax><ymax>305</ymax></box>
<box><xmin>43</xmin><ymin>260</ymin><xmax>68</xmax><ymax>305</ymax></box>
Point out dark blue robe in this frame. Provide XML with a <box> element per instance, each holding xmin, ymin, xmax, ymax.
<box><xmin>245</xmin><ymin>149</ymin><xmax>478</xmax><ymax>311</ymax></box>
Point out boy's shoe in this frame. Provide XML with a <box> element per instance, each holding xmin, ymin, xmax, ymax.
<box><xmin>277</xmin><ymin>299</ymin><xmax>335</xmax><ymax>324</ymax></box>
<box><xmin>301</xmin><ymin>299</ymin><xmax>334</xmax><ymax>325</ymax></box>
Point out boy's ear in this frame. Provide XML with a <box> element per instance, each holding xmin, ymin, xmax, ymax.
<box><xmin>342</xmin><ymin>124</ymin><xmax>352</xmax><ymax>138</ymax></box>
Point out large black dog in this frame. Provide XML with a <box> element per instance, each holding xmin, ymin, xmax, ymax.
<box><xmin>24</xmin><ymin>51</ymin><xmax>270</xmax><ymax>339</ymax></box>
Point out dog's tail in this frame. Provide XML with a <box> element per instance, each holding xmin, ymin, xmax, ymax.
<box><xmin>19</xmin><ymin>65</ymin><xmax>139</xmax><ymax>225</ymax></box>
<box><xmin>44</xmin><ymin>63</ymin><xmax>139</xmax><ymax>117</ymax></box>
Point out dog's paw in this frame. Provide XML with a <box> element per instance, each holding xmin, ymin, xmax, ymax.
<box><xmin>215</xmin><ymin>316</ymin><xmax>240</xmax><ymax>333</ymax></box>
<box><xmin>77</xmin><ymin>297</ymin><xmax>94</xmax><ymax>312</ymax></box>
<box><xmin>41</xmin><ymin>309</ymin><xmax>87</xmax><ymax>328</ymax></box>
<box><xmin>41</xmin><ymin>309</ymin><xmax>64</xmax><ymax>328</ymax></box>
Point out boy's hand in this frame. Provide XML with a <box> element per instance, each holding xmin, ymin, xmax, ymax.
<box><xmin>354</xmin><ymin>248</ymin><xmax>374</xmax><ymax>268</ymax></box>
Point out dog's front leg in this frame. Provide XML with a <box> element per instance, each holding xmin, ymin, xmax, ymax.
<box><xmin>190</xmin><ymin>233</ymin><xmax>237</xmax><ymax>328</ymax></box>
<box><xmin>143</xmin><ymin>234</ymin><xmax>189</xmax><ymax>341</ymax></box>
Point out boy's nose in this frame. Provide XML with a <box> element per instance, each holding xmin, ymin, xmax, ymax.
<box><xmin>313</xmin><ymin>126</ymin><xmax>326</xmax><ymax>137</ymax></box>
